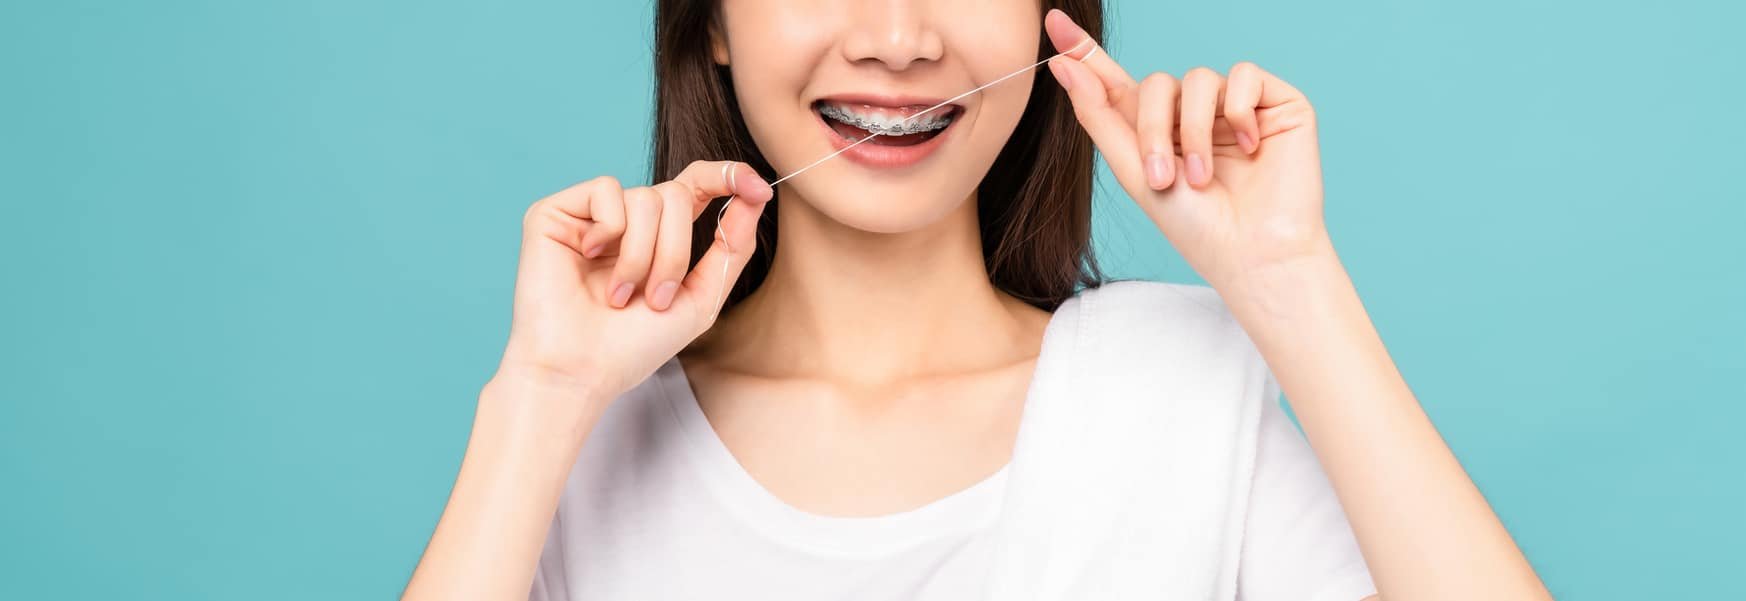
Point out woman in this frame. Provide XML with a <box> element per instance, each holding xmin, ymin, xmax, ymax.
<box><xmin>404</xmin><ymin>2</ymin><xmax>1552</xmax><ymax>600</ymax></box>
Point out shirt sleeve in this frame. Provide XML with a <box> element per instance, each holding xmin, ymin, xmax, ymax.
<box><xmin>1235</xmin><ymin>379</ymin><xmax>1379</xmax><ymax>601</ymax></box>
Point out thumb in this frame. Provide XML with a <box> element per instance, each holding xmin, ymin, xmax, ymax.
<box><xmin>681</xmin><ymin>193</ymin><xmax>769</xmax><ymax>322</ymax></box>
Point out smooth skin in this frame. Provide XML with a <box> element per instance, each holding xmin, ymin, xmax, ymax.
<box><xmin>402</xmin><ymin>6</ymin><xmax>1553</xmax><ymax>601</ymax></box>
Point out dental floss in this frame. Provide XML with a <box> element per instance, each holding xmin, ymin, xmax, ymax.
<box><xmin>707</xmin><ymin>38</ymin><xmax>1098</xmax><ymax>316</ymax></box>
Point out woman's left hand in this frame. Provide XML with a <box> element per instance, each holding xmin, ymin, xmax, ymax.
<box><xmin>1043</xmin><ymin>9</ymin><xmax>1333</xmax><ymax>295</ymax></box>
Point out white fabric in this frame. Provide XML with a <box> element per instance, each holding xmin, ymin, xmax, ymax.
<box><xmin>529</xmin><ymin>280</ymin><xmax>1377</xmax><ymax>601</ymax></box>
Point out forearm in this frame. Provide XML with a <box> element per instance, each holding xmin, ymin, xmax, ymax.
<box><xmin>402</xmin><ymin>374</ymin><xmax>610</xmax><ymax>601</ymax></box>
<box><xmin>1225</xmin><ymin>245</ymin><xmax>1552</xmax><ymax>601</ymax></box>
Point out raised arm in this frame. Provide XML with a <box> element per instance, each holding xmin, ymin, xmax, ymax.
<box><xmin>401</xmin><ymin>374</ymin><xmax>610</xmax><ymax>600</ymax></box>
<box><xmin>401</xmin><ymin>162</ymin><xmax>774</xmax><ymax>600</ymax></box>
<box><xmin>1040</xmin><ymin>8</ymin><xmax>1551</xmax><ymax>599</ymax></box>
<box><xmin>1229</xmin><ymin>249</ymin><xmax>1553</xmax><ymax>601</ymax></box>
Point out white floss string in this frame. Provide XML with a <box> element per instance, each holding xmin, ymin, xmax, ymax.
<box><xmin>709</xmin><ymin>38</ymin><xmax>1098</xmax><ymax>315</ymax></box>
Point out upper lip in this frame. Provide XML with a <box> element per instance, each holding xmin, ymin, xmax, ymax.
<box><xmin>814</xmin><ymin>93</ymin><xmax>962</xmax><ymax>113</ymax></box>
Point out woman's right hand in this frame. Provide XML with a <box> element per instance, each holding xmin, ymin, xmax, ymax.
<box><xmin>493</xmin><ymin>160</ymin><xmax>774</xmax><ymax>407</ymax></box>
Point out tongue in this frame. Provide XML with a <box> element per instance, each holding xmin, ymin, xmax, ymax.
<box><xmin>827</xmin><ymin>119</ymin><xmax>938</xmax><ymax>146</ymax></box>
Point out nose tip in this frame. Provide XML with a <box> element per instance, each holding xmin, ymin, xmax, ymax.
<box><xmin>840</xmin><ymin>5</ymin><xmax>944</xmax><ymax>70</ymax></box>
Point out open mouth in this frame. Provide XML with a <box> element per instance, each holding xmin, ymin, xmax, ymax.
<box><xmin>812</xmin><ymin>99</ymin><xmax>963</xmax><ymax>147</ymax></box>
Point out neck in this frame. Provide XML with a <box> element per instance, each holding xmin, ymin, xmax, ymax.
<box><xmin>694</xmin><ymin>190</ymin><xmax>1042</xmax><ymax>386</ymax></box>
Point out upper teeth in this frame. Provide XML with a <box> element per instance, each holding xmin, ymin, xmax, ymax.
<box><xmin>819</xmin><ymin>103</ymin><xmax>954</xmax><ymax>136</ymax></box>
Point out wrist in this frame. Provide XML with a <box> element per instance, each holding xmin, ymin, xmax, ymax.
<box><xmin>489</xmin><ymin>361</ymin><xmax>617</xmax><ymax>399</ymax></box>
<box><xmin>477</xmin><ymin>367</ymin><xmax>617</xmax><ymax>447</ymax></box>
<box><xmin>1221</xmin><ymin>240</ymin><xmax>1356</xmax><ymax>329</ymax></box>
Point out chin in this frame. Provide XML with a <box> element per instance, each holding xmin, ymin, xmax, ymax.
<box><xmin>784</xmin><ymin>175</ymin><xmax>976</xmax><ymax>235</ymax></box>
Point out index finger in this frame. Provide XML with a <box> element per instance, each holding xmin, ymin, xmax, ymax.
<box><xmin>1044</xmin><ymin>8</ymin><xmax>1137</xmax><ymax>123</ymax></box>
<box><xmin>669</xmin><ymin>160</ymin><xmax>775</xmax><ymax>220</ymax></box>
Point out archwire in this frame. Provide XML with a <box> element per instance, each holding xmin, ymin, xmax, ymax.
<box><xmin>709</xmin><ymin>38</ymin><xmax>1100</xmax><ymax>316</ymax></box>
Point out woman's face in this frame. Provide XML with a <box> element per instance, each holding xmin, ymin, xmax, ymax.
<box><xmin>713</xmin><ymin>1</ymin><xmax>1041</xmax><ymax>234</ymax></box>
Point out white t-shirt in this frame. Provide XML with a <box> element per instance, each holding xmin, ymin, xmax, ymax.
<box><xmin>530</xmin><ymin>282</ymin><xmax>1378</xmax><ymax>601</ymax></box>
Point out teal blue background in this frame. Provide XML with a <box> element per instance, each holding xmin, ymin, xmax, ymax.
<box><xmin>2</xmin><ymin>0</ymin><xmax>1740</xmax><ymax>598</ymax></box>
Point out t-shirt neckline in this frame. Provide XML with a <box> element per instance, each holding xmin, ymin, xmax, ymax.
<box><xmin>653</xmin><ymin>313</ymin><xmax>1065</xmax><ymax>558</ymax></box>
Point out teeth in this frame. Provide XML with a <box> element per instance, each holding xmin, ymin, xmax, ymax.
<box><xmin>818</xmin><ymin>102</ymin><xmax>955</xmax><ymax>136</ymax></box>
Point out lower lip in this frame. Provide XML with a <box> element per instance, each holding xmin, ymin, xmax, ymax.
<box><xmin>814</xmin><ymin>108</ymin><xmax>957</xmax><ymax>169</ymax></box>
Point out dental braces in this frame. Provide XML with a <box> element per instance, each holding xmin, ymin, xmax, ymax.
<box><xmin>818</xmin><ymin>103</ymin><xmax>953</xmax><ymax>136</ymax></box>
<box><xmin>710</xmin><ymin>38</ymin><xmax>1098</xmax><ymax>318</ymax></box>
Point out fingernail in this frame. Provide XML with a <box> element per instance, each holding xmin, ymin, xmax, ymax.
<box><xmin>1145</xmin><ymin>154</ymin><xmax>1170</xmax><ymax>190</ymax></box>
<box><xmin>1236</xmin><ymin>131</ymin><xmax>1254</xmax><ymax>153</ymax></box>
<box><xmin>650</xmin><ymin>280</ymin><xmax>678</xmax><ymax>311</ymax></box>
<box><xmin>1186</xmin><ymin>153</ymin><xmax>1207</xmax><ymax>186</ymax></box>
<box><xmin>584</xmin><ymin>244</ymin><xmax>604</xmax><ymax>258</ymax></box>
<box><xmin>1048</xmin><ymin>59</ymin><xmax>1073</xmax><ymax>89</ymax></box>
<box><xmin>610</xmin><ymin>282</ymin><xmax>634</xmax><ymax>308</ymax></box>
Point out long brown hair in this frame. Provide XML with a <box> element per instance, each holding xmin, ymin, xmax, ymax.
<box><xmin>652</xmin><ymin>1</ymin><xmax>1106</xmax><ymax>313</ymax></box>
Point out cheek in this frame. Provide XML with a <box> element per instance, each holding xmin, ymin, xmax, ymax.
<box><xmin>941</xmin><ymin>4</ymin><xmax>1044</xmax><ymax>156</ymax></box>
<box><xmin>958</xmin><ymin>84</ymin><xmax>1033</xmax><ymax>184</ymax></box>
<box><xmin>942</xmin><ymin>0</ymin><xmax>1041</xmax><ymax>64</ymax></box>
<box><xmin>955</xmin><ymin>35</ymin><xmax>1044</xmax><ymax>185</ymax></box>
<box><xmin>729</xmin><ymin>59</ymin><xmax>804</xmax><ymax>149</ymax></box>
<box><xmin>717</xmin><ymin>6</ymin><xmax>835</xmax><ymax>166</ymax></box>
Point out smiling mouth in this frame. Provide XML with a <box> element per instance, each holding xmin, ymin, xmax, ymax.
<box><xmin>812</xmin><ymin>100</ymin><xmax>962</xmax><ymax>147</ymax></box>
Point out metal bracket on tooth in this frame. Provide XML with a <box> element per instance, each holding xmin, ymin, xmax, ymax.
<box><xmin>821</xmin><ymin>104</ymin><xmax>949</xmax><ymax>137</ymax></box>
